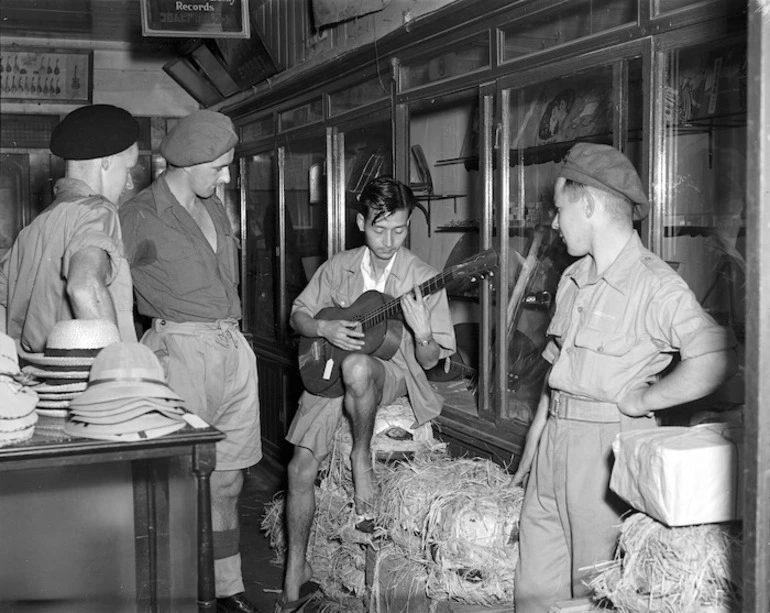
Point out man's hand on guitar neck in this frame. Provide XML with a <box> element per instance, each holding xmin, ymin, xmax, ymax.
<box><xmin>401</xmin><ymin>284</ymin><xmax>440</xmax><ymax>370</ymax></box>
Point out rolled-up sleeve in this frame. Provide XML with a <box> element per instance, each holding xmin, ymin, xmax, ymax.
<box><xmin>63</xmin><ymin>205</ymin><xmax>122</xmax><ymax>285</ymax></box>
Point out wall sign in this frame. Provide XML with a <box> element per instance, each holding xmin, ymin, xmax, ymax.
<box><xmin>0</xmin><ymin>48</ymin><xmax>92</xmax><ymax>103</ymax></box>
<box><xmin>141</xmin><ymin>0</ymin><xmax>250</xmax><ymax>39</ymax></box>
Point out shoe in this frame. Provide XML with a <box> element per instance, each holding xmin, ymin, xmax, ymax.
<box><xmin>273</xmin><ymin>580</ymin><xmax>319</xmax><ymax>613</ymax></box>
<box><xmin>217</xmin><ymin>592</ymin><xmax>262</xmax><ymax>613</ymax></box>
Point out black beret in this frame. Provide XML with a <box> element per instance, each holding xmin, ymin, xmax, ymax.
<box><xmin>50</xmin><ymin>104</ymin><xmax>140</xmax><ymax>160</ymax></box>
<box><xmin>559</xmin><ymin>143</ymin><xmax>650</xmax><ymax>220</ymax></box>
<box><xmin>160</xmin><ymin>110</ymin><xmax>238</xmax><ymax>167</ymax></box>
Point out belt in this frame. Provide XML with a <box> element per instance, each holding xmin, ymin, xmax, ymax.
<box><xmin>549</xmin><ymin>390</ymin><xmax>620</xmax><ymax>423</ymax></box>
<box><xmin>152</xmin><ymin>318</ymin><xmax>241</xmax><ymax>348</ymax></box>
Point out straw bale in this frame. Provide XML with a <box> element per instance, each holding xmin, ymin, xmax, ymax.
<box><xmin>376</xmin><ymin>453</ymin><xmax>524</xmax><ymax>606</ymax></box>
<box><xmin>590</xmin><ymin>513</ymin><xmax>742</xmax><ymax>613</ymax></box>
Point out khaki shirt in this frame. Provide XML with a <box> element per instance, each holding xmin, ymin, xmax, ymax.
<box><xmin>119</xmin><ymin>175</ymin><xmax>242</xmax><ymax>323</ymax></box>
<box><xmin>292</xmin><ymin>246</ymin><xmax>456</xmax><ymax>425</ymax></box>
<box><xmin>544</xmin><ymin>232</ymin><xmax>735</xmax><ymax>403</ymax></box>
<box><xmin>0</xmin><ymin>178</ymin><xmax>136</xmax><ymax>353</ymax></box>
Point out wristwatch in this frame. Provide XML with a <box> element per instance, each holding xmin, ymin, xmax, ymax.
<box><xmin>415</xmin><ymin>335</ymin><xmax>434</xmax><ymax>347</ymax></box>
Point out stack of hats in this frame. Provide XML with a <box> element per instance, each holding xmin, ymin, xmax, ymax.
<box><xmin>65</xmin><ymin>342</ymin><xmax>200</xmax><ymax>441</ymax></box>
<box><xmin>0</xmin><ymin>332</ymin><xmax>39</xmax><ymax>447</ymax></box>
<box><xmin>18</xmin><ymin>319</ymin><xmax>121</xmax><ymax>419</ymax></box>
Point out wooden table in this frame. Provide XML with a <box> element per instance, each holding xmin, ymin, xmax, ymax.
<box><xmin>0</xmin><ymin>425</ymin><xmax>225</xmax><ymax>613</ymax></box>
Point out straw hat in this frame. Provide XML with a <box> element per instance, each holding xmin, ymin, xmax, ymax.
<box><xmin>1</xmin><ymin>332</ymin><xmax>39</xmax><ymax>436</ymax></box>
<box><xmin>65</xmin><ymin>342</ymin><xmax>190</xmax><ymax>441</ymax></box>
<box><xmin>69</xmin><ymin>342</ymin><xmax>185</xmax><ymax>409</ymax></box>
<box><xmin>0</xmin><ymin>333</ymin><xmax>20</xmax><ymax>376</ymax></box>
<box><xmin>18</xmin><ymin>319</ymin><xmax>121</xmax><ymax>369</ymax></box>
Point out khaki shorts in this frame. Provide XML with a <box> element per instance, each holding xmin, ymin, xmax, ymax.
<box><xmin>286</xmin><ymin>357</ymin><xmax>407</xmax><ymax>461</ymax></box>
<box><xmin>143</xmin><ymin>319</ymin><xmax>262</xmax><ymax>471</ymax></box>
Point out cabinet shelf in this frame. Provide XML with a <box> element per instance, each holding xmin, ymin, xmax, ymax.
<box><xmin>667</xmin><ymin>111</ymin><xmax>747</xmax><ymax>133</ymax></box>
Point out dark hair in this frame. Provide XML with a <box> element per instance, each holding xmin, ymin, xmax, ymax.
<box><xmin>357</xmin><ymin>176</ymin><xmax>416</xmax><ymax>224</ymax></box>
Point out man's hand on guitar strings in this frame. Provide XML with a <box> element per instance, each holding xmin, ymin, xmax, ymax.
<box><xmin>318</xmin><ymin>318</ymin><xmax>366</xmax><ymax>351</ymax></box>
<box><xmin>400</xmin><ymin>284</ymin><xmax>432</xmax><ymax>340</ymax></box>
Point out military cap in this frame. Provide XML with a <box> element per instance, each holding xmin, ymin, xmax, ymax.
<box><xmin>559</xmin><ymin>143</ymin><xmax>650</xmax><ymax>220</ymax></box>
<box><xmin>50</xmin><ymin>104</ymin><xmax>140</xmax><ymax>160</ymax></box>
<box><xmin>160</xmin><ymin>110</ymin><xmax>238</xmax><ymax>167</ymax></box>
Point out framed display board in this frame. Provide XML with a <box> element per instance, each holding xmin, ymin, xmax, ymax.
<box><xmin>140</xmin><ymin>0</ymin><xmax>250</xmax><ymax>38</ymax></box>
<box><xmin>0</xmin><ymin>48</ymin><xmax>92</xmax><ymax>103</ymax></box>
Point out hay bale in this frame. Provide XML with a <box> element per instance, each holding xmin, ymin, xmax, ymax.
<box><xmin>333</xmin><ymin>396</ymin><xmax>445</xmax><ymax>464</ymax></box>
<box><xmin>590</xmin><ymin>513</ymin><xmax>742</xmax><ymax>613</ymax></box>
<box><xmin>377</xmin><ymin>453</ymin><xmax>524</xmax><ymax>606</ymax></box>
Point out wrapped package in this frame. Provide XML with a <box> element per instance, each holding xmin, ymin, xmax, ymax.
<box><xmin>610</xmin><ymin>423</ymin><xmax>743</xmax><ymax>527</ymax></box>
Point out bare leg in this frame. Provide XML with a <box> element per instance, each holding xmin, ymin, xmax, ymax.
<box><xmin>281</xmin><ymin>446</ymin><xmax>321</xmax><ymax>602</ymax></box>
<box><xmin>340</xmin><ymin>354</ymin><xmax>385</xmax><ymax>514</ymax></box>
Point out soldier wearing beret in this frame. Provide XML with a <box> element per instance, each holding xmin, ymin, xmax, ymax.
<box><xmin>0</xmin><ymin>104</ymin><xmax>140</xmax><ymax>351</ymax></box>
<box><xmin>119</xmin><ymin>110</ymin><xmax>262</xmax><ymax>613</ymax></box>
<box><xmin>511</xmin><ymin>143</ymin><xmax>737</xmax><ymax>612</ymax></box>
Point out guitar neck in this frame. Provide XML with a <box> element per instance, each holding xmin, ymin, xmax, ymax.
<box><xmin>362</xmin><ymin>270</ymin><xmax>454</xmax><ymax>332</ymax></box>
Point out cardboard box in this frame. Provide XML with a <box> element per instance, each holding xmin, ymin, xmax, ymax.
<box><xmin>610</xmin><ymin>424</ymin><xmax>743</xmax><ymax>526</ymax></box>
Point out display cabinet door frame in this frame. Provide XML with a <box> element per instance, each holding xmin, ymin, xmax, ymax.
<box><xmin>745</xmin><ymin>4</ymin><xmax>770</xmax><ymax>608</ymax></box>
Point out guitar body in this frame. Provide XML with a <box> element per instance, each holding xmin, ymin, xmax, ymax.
<box><xmin>298</xmin><ymin>291</ymin><xmax>404</xmax><ymax>397</ymax></box>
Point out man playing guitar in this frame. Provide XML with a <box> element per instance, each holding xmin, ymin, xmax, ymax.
<box><xmin>276</xmin><ymin>176</ymin><xmax>456</xmax><ymax>613</ymax></box>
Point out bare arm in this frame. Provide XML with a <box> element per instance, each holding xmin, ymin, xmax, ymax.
<box><xmin>510</xmin><ymin>369</ymin><xmax>551</xmax><ymax>487</ymax></box>
<box><xmin>290</xmin><ymin>309</ymin><xmax>365</xmax><ymax>352</ymax></box>
<box><xmin>66</xmin><ymin>247</ymin><xmax>118</xmax><ymax>325</ymax></box>
<box><xmin>618</xmin><ymin>348</ymin><xmax>738</xmax><ymax>417</ymax></box>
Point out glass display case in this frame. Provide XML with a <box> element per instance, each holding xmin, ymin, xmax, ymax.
<box><xmin>657</xmin><ymin>33</ymin><xmax>747</xmax><ymax>412</ymax></box>
<box><xmin>499</xmin><ymin>57</ymin><xmax>644</xmax><ymax>425</ymax></box>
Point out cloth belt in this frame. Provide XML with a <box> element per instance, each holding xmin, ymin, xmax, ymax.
<box><xmin>548</xmin><ymin>390</ymin><xmax>620</xmax><ymax>423</ymax></box>
<box><xmin>152</xmin><ymin>318</ymin><xmax>240</xmax><ymax>348</ymax></box>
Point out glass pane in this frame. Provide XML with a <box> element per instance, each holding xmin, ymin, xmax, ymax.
<box><xmin>241</xmin><ymin>115</ymin><xmax>274</xmax><ymax>142</ymax></box>
<box><xmin>661</xmin><ymin>38</ymin><xmax>747</xmax><ymax>411</ymax></box>
<box><xmin>329</xmin><ymin>77</ymin><xmax>390</xmax><ymax>116</ymax></box>
<box><xmin>502</xmin><ymin>62</ymin><xmax>639</xmax><ymax>425</ymax></box>
<box><xmin>341</xmin><ymin>120</ymin><xmax>392</xmax><ymax>250</ymax></box>
<box><xmin>243</xmin><ymin>152</ymin><xmax>279</xmax><ymax>341</ymax></box>
<box><xmin>501</xmin><ymin>0</ymin><xmax>636</xmax><ymax>62</ymax></box>
<box><xmin>400</xmin><ymin>32</ymin><xmax>489</xmax><ymax>90</ymax></box>
<box><xmin>284</xmin><ymin>138</ymin><xmax>327</xmax><ymax>304</ymax></box>
<box><xmin>0</xmin><ymin>153</ymin><xmax>27</xmax><ymax>260</ymax></box>
<box><xmin>408</xmin><ymin>89</ymin><xmax>482</xmax><ymax>416</ymax></box>
<box><xmin>278</xmin><ymin>98</ymin><xmax>323</xmax><ymax>131</ymax></box>
<box><xmin>654</xmin><ymin>0</ymin><xmax>703</xmax><ymax>15</ymax></box>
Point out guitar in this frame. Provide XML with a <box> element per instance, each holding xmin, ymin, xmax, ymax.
<box><xmin>298</xmin><ymin>249</ymin><xmax>498</xmax><ymax>397</ymax></box>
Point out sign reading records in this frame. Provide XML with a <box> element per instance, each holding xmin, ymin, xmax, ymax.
<box><xmin>141</xmin><ymin>0</ymin><xmax>250</xmax><ymax>38</ymax></box>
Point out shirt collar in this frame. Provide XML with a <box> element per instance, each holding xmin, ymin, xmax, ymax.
<box><xmin>53</xmin><ymin>177</ymin><xmax>101</xmax><ymax>200</ymax></box>
<box><xmin>152</xmin><ymin>174</ymin><xmax>178</xmax><ymax>215</ymax></box>
<box><xmin>361</xmin><ymin>248</ymin><xmax>398</xmax><ymax>292</ymax></box>
<box><xmin>568</xmin><ymin>232</ymin><xmax>643</xmax><ymax>294</ymax></box>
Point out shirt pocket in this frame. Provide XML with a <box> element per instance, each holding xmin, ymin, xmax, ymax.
<box><xmin>161</xmin><ymin>239</ymin><xmax>210</xmax><ymax>297</ymax></box>
<box><xmin>574</xmin><ymin>326</ymin><xmax>635</xmax><ymax>357</ymax></box>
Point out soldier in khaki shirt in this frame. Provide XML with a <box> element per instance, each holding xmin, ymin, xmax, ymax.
<box><xmin>0</xmin><ymin>105</ymin><xmax>139</xmax><ymax>350</ymax></box>
<box><xmin>512</xmin><ymin>143</ymin><xmax>737</xmax><ymax>613</ymax></box>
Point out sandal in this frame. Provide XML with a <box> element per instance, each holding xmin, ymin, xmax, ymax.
<box><xmin>273</xmin><ymin>580</ymin><xmax>319</xmax><ymax>613</ymax></box>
